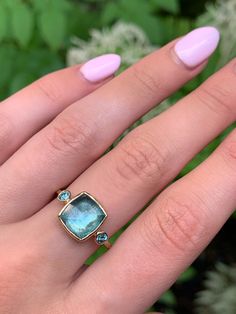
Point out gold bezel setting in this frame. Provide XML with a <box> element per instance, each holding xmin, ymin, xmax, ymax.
<box><xmin>58</xmin><ymin>191</ymin><xmax>107</xmax><ymax>242</ymax></box>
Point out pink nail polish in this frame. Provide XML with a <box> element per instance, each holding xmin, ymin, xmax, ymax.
<box><xmin>174</xmin><ymin>26</ymin><xmax>220</xmax><ymax>68</ymax></box>
<box><xmin>80</xmin><ymin>54</ymin><xmax>121</xmax><ymax>83</ymax></box>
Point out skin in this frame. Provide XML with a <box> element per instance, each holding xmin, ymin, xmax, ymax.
<box><xmin>0</xmin><ymin>38</ymin><xmax>236</xmax><ymax>314</ymax></box>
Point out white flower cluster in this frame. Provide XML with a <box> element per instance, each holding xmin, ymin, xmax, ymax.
<box><xmin>198</xmin><ymin>0</ymin><xmax>236</xmax><ymax>65</ymax></box>
<box><xmin>67</xmin><ymin>21</ymin><xmax>157</xmax><ymax>69</ymax></box>
<box><xmin>195</xmin><ymin>263</ymin><xmax>236</xmax><ymax>314</ymax></box>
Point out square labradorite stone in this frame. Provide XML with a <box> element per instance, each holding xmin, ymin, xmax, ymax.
<box><xmin>59</xmin><ymin>192</ymin><xmax>107</xmax><ymax>241</ymax></box>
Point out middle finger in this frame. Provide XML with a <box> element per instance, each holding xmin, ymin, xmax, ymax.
<box><xmin>0</xmin><ymin>28</ymin><xmax>212</xmax><ymax>223</ymax></box>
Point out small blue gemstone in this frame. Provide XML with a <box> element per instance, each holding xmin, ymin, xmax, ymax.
<box><xmin>58</xmin><ymin>190</ymin><xmax>71</xmax><ymax>202</ymax></box>
<box><xmin>96</xmin><ymin>232</ymin><xmax>108</xmax><ymax>244</ymax></box>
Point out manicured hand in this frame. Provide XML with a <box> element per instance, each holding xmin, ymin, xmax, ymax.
<box><xmin>1</xmin><ymin>26</ymin><xmax>235</xmax><ymax>314</ymax></box>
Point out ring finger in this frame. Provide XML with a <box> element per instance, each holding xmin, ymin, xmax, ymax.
<box><xmin>29</xmin><ymin>53</ymin><xmax>236</xmax><ymax>280</ymax></box>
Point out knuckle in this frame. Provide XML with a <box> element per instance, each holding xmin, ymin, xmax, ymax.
<box><xmin>36</xmin><ymin>73</ymin><xmax>63</xmax><ymax>106</ymax></box>
<box><xmin>143</xmin><ymin>193</ymin><xmax>208</xmax><ymax>253</ymax></box>
<box><xmin>195</xmin><ymin>83</ymin><xmax>235</xmax><ymax>117</ymax></box>
<box><xmin>131</xmin><ymin>65</ymin><xmax>161</xmax><ymax>97</ymax></box>
<box><xmin>46</xmin><ymin>114</ymin><xmax>97</xmax><ymax>156</ymax></box>
<box><xmin>220</xmin><ymin>130</ymin><xmax>236</xmax><ymax>171</ymax></box>
<box><xmin>115</xmin><ymin>131</ymin><xmax>167</xmax><ymax>182</ymax></box>
<box><xmin>0</xmin><ymin>113</ymin><xmax>12</xmax><ymax>150</ymax></box>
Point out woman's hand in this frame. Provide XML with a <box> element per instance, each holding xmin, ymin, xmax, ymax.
<box><xmin>0</xmin><ymin>26</ymin><xmax>234</xmax><ymax>314</ymax></box>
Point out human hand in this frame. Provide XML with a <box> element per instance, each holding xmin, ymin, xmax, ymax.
<box><xmin>0</xmin><ymin>26</ymin><xmax>234</xmax><ymax>314</ymax></box>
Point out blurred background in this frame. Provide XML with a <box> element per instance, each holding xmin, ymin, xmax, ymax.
<box><xmin>1</xmin><ymin>0</ymin><xmax>236</xmax><ymax>313</ymax></box>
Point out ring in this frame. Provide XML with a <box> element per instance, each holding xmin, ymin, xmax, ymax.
<box><xmin>57</xmin><ymin>190</ymin><xmax>111</xmax><ymax>249</ymax></box>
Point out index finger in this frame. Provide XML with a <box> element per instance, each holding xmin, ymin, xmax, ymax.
<box><xmin>0</xmin><ymin>54</ymin><xmax>121</xmax><ymax>164</ymax></box>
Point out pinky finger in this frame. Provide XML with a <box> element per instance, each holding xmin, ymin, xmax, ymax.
<box><xmin>71</xmin><ymin>128</ymin><xmax>236</xmax><ymax>313</ymax></box>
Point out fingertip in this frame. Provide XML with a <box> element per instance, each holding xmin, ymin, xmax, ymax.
<box><xmin>173</xmin><ymin>26</ymin><xmax>220</xmax><ymax>68</ymax></box>
<box><xmin>80</xmin><ymin>54</ymin><xmax>121</xmax><ymax>83</ymax></box>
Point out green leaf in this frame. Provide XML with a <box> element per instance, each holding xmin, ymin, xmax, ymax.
<box><xmin>33</xmin><ymin>0</ymin><xmax>71</xmax><ymax>12</ymax></box>
<box><xmin>118</xmin><ymin>0</ymin><xmax>150</xmax><ymax>23</ymax></box>
<box><xmin>152</xmin><ymin>0</ymin><xmax>180</xmax><ymax>14</ymax></box>
<box><xmin>129</xmin><ymin>13</ymin><xmax>166</xmax><ymax>45</ymax></box>
<box><xmin>161</xmin><ymin>16</ymin><xmax>175</xmax><ymax>42</ymax></box>
<box><xmin>175</xmin><ymin>18</ymin><xmax>192</xmax><ymax>37</ymax></box>
<box><xmin>4</xmin><ymin>0</ymin><xmax>21</xmax><ymax>10</ymax></box>
<box><xmin>9</xmin><ymin>72</ymin><xmax>35</xmax><ymax>94</ymax></box>
<box><xmin>159</xmin><ymin>290</ymin><xmax>177</xmax><ymax>306</ymax></box>
<box><xmin>119</xmin><ymin>0</ymin><xmax>151</xmax><ymax>14</ymax></box>
<box><xmin>67</xmin><ymin>5</ymin><xmax>100</xmax><ymax>39</ymax></box>
<box><xmin>177</xmin><ymin>267</ymin><xmax>197</xmax><ymax>283</ymax></box>
<box><xmin>0</xmin><ymin>4</ymin><xmax>8</xmax><ymax>42</ymax></box>
<box><xmin>10</xmin><ymin>3</ymin><xmax>34</xmax><ymax>47</ymax></box>
<box><xmin>38</xmin><ymin>9</ymin><xmax>66</xmax><ymax>51</ymax></box>
<box><xmin>32</xmin><ymin>0</ymin><xmax>51</xmax><ymax>12</ymax></box>
<box><xmin>101</xmin><ymin>2</ymin><xmax>121</xmax><ymax>25</ymax></box>
<box><xmin>26</xmin><ymin>49</ymin><xmax>64</xmax><ymax>75</ymax></box>
<box><xmin>117</xmin><ymin>0</ymin><xmax>166</xmax><ymax>44</ymax></box>
<box><xmin>0</xmin><ymin>45</ymin><xmax>17</xmax><ymax>88</ymax></box>
<box><xmin>49</xmin><ymin>0</ymin><xmax>69</xmax><ymax>10</ymax></box>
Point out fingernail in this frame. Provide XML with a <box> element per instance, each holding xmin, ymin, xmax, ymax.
<box><xmin>174</xmin><ymin>26</ymin><xmax>220</xmax><ymax>68</ymax></box>
<box><xmin>80</xmin><ymin>54</ymin><xmax>121</xmax><ymax>83</ymax></box>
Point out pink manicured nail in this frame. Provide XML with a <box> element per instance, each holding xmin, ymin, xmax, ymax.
<box><xmin>174</xmin><ymin>26</ymin><xmax>220</xmax><ymax>68</ymax></box>
<box><xmin>80</xmin><ymin>54</ymin><xmax>121</xmax><ymax>83</ymax></box>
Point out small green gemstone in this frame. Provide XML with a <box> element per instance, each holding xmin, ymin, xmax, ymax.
<box><xmin>58</xmin><ymin>190</ymin><xmax>71</xmax><ymax>202</ymax></box>
<box><xmin>95</xmin><ymin>232</ymin><xmax>108</xmax><ymax>245</ymax></box>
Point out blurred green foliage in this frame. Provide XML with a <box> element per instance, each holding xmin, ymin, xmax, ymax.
<box><xmin>1</xmin><ymin>0</ymin><xmax>235</xmax><ymax>313</ymax></box>
<box><xmin>0</xmin><ymin>0</ymin><xmax>194</xmax><ymax>99</ymax></box>
<box><xmin>0</xmin><ymin>0</ymin><xmax>70</xmax><ymax>97</ymax></box>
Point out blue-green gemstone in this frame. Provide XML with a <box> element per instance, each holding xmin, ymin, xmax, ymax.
<box><xmin>58</xmin><ymin>190</ymin><xmax>71</xmax><ymax>202</ymax></box>
<box><xmin>59</xmin><ymin>192</ymin><xmax>107</xmax><ymax>240</ymax></box>
<box><xmin>95</xmin><ymin>232</ymin><xmax>108</xmax><ymax>245</ymax></box>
